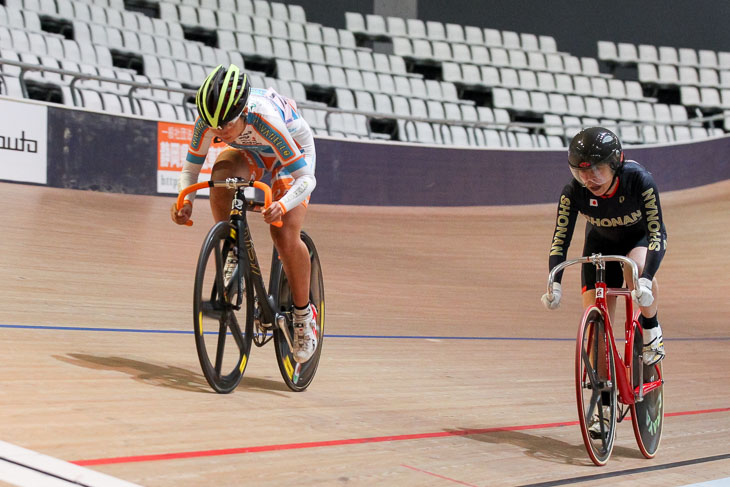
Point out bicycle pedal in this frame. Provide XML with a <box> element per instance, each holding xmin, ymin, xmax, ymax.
<box><xmin>588</xmin><ymin>428</ymin><xmax>610</xmax><ymax>440</ymax></box>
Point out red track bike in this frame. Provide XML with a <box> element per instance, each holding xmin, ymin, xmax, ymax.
<box><xmin>547</xmin><ymin>254</ymin><xmax>664</xmax><ymax>465</ymax></box>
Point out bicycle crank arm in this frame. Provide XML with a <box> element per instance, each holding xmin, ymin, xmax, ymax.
<box><xmin>276</xmin><ymin>313</ymin><xmax>295</xmax><ymax>351</ymax></box>
<box><xmin>637</xmin><ymin>355</ymin><xmax>645</xmax><ymax>402</ymax></box>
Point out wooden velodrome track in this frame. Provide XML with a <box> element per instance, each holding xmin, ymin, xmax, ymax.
<box><xmin>0</xmin><ymin>177</ymin><xmax>728</xmax><ymax>487</ymax></box>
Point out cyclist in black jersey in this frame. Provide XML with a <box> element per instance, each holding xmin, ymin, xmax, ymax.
<box><xmin>541</xmin><ymin>127</ymin><xmax>667</xmax><ymax>368</ymax></box>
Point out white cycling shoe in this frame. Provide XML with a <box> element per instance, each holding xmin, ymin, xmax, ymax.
<box><xmin>642</xmin><ymin>325</ymin><xmax>665</xmax><ymax>366</ymax></box>
<box><xmin>588</xmin><ymin>406</ymin><xmax>611</xmax><ymax>439</ymax></box>
<box><xmin>292</xmin><ymin>303</ymin><xmax>318</xmax><ymax>363</ymax></box>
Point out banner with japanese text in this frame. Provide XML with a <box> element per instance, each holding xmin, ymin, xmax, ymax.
<box><xmin>157</xmin><ymin>121</ymin><xmax>226</xmax><ymax>195</ymax></box>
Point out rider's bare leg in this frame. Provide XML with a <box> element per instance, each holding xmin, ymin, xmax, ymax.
<box><xmin>208</xmin><ymin>150</ymin><xmax>312</xmax><ymax>308</ymax></box>
<box><xmin>270</xmin><ymin>204</ymin><xmax>311</xmax><ymax>308</ymax></box>
<box><xmin>209</xmin><ymin>151</ymin><xmax>250</xmax><ymax>222</ymax></box>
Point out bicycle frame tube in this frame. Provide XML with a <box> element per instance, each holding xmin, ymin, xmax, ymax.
<box><xmin>267</xmin><ymin>245</ymin><xmax>284</xmax><ymax>300</ymax></box>
<box><xmin>231</xmin><ymin>189</ymin><xmax>278</xmax><ymax>326</ymax></box>
<box><xmin>178</xmin><ymin>178</ymin><xmax>288</xmax><ymax>328</ymax></box>
<box><xmin>594</xmin><ymin>283</ymin><xmax>636</xmax><ymax>405</ymax></box>
<box><xmin>549</xmin><ymin>254</ymin><xmax>644</xmax><ymax>405</ymax></box>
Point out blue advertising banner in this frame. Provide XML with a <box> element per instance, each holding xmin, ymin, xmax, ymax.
<box><xmin>310</xmin><ymin>137</ymin><xmax>730</xmax><ymax>206</ymax></box>
<box><xmin>38</xmin><ymin>104</ymin><xmax>730</xmax><ymax>206</ymax></box>
<box><xmin>47</xmin><ymin>107</ymin><xmax>158</xmax><ymax>194</ymax></box>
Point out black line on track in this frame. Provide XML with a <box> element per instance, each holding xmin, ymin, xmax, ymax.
<box><xmin>0</xmin><ymin>456</ymin><xmax>95</xmax><ymax>486</ymax></box>
<box><xmin>517</xmin><ymin>453</ymin><xmax>730</xmax><ymax>486</ymax></box>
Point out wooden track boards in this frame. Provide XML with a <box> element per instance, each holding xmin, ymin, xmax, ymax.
<box><xmin>1</xmin><ymin>181</ymin><xmax>728</xmax><ymax>486</ymax></box>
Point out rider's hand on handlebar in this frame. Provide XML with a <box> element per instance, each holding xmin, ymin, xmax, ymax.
<box><xmin>631</xmin><ymin>277</ymin><xmax>654</xmax><ymax>307</ymax></box>
<box><xmin>262</xmin><ymin>201</ymin><xmax>284</xmax><ymax>225</ymax></box>
<box><xmin>541</xmin><ymin>282</ymin><xmax>562</xmax><ymax>310</ymax></box>
<box><xmin>171</xmin><ymin>200</ymin><xmax>192</xmax><ymax>225</ymax></box>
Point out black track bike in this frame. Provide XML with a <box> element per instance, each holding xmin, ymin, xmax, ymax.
<box><xmin>177</xmin><ymin>178</ymin><xmax>325</xmax><ymax>393</ymax></box>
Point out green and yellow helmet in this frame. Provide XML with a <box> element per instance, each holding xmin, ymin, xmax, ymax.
<box><xmin>195</xmin><ymin>64</ymin><xmax>250</xmax><ymax>129</ymax></box>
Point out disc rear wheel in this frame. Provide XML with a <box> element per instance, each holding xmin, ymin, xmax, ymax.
<box><xmin>631</xmin><ymin>322</ymin><xmax>664</xmax><ymax>458</ymax></box>
<box><xmin>272</xmin><ymin>231</ymin><xmax>325</xmax><ymax>392</ymax></box>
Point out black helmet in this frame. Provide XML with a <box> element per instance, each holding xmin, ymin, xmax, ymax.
<box><xmin>195</xmin><ymin>64</ymin><xmax>250</xmax><ymax>129</ymax></box>
<box><xmin>568</xmin><ymin>127</ymin><xmax>623</xmax><ymax>171</ymax></box>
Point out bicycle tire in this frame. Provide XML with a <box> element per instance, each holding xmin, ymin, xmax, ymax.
<box><xmin>630</xmin><ymin>321</ymin><xmax>664</xmax><ymax>458</ymax></box>
<box><xmin>272</xmin><ymin>231</ymin><xmax>325</xmax><ymax>392</ymax></box>
<box><xmin>193</xmin><ymin>221</ymin><xmax>254</xmax><ymax>394</ymax></box>
<box><xmin>575</xmin><ymin>307</ymin><xmax>617</xmax><ymax>466</ymax></box>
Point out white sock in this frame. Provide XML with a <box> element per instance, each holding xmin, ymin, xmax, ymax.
<box><xmin>293</xmin><ymin>303</ymin><xmax>311</xmax><ymax>322</ymax></box>
<box><xmin>644</xmin><ymin>325</ymin><xmax>662</xmax><ymax>345</ymax></box>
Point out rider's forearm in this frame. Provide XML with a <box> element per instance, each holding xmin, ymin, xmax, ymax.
<box><xmin>278</xmin><ymin>174</ymin><xmax>316</xmax><ymax>213</ymax></box>
<box><xmin>639</xmin><ymin>180</ymin><xmax>667</xmax><ymax>280</ymax></box>
<box><xmin>177</xmin><ymin>160</ymin><xmax>203</xmax><ymax>203</ymax></box>
<box><xmin>548</xmin><ymin>192</ymin><xmax>578</xmax><ymax>283</ymax></box>
<box><xmin>642</xmin><ymin>247</ymin><xmax>665</xmax><ymax>281</ymax></box>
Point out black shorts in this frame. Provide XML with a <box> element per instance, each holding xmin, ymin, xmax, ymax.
<box><xmin>581</xmin><ymin>231</ymin><xmax>648</xmax><ymax>291</ymax></box>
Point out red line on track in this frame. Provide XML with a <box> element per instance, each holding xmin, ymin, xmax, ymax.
<box><xmin>71</xmin><ymin>408</ymin><xmax>730</xmax><ymax>467</ymax></box>
<box><xmin>664</xmin><ymin>407</ymin><xmax>730</xmax><ymax>418</ymax></box>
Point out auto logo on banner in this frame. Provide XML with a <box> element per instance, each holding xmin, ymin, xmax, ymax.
<box><xmin>157</xmin><ymin>121</ymin><xmax>226</xmax><ymax>196</ymax></box>
<box><xmin>0</xmin><ymin>98</ymin><xmax>48</xmax><ymax>184</ymax></box>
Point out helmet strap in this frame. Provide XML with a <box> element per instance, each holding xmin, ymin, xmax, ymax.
<box><xmin>601</xmin><ymin>173</ymin><xmax>619</xmax><ymax>197</ymax></box>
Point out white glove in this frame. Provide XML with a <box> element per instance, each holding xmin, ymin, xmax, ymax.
<box><xmin>541</xmin><ymin>282</ymin><xmax>562</xmax><ymax>310</ymax></box>
<box><xmin>631</xmin><ymin>277</ymin><xmax>654</xmax><ymax>307</ymax></box>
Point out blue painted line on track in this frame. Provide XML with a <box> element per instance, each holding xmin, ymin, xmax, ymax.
<box><xmin>2</xmin><ymin>324</ymin><xmax>729</xmax><ymax>341</ymax></box>
<box><xmin>1</xmin><ymin>324</ymin><xmax>189</xmax><ymax>334</ymax></box>
<box><xmin>327</xmin><ymin>334</ymin><xmax>573</xmax><ymax>341</ymax></box>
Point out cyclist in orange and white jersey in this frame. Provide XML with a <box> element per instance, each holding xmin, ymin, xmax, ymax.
<box><xmin>170</xmin><ymin>64</ymin><xmax>318</xmax><ymax>363</ymax></box>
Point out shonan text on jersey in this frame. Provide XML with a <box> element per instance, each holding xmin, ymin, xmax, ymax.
<box><xmin>548</xmin><ymin>161</ymin><xmax>667</xmax><ymax>281</ymax></box>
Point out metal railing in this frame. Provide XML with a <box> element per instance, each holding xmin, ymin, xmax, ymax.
<box><xmin>0</xmin><ymin>58</ymin><xmax>193</xmax><ymax>117</ymax></box>
<box><xmin>1</xmin><ymin>57</ymin><xmax>727</xmax><ymax>147</ymax></box>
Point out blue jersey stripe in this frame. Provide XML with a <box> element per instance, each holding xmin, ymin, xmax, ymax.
<box><xmin>279</xmin><ymin>157</ymin><xmax>306</xmax><ymax>175</ymax></box>
<box><xmin>227</xmin><ymin>142</ymin><xmax>276</xmax><ymax>154</ymax></box>
<box><xmin>189</xmin><ymin>118</ymin><xmax>208</xmax><ymax>152</ymax></box>
<box><xmin>186</xmin><ymin>153</ymin><xmax>206</xmax><ymax>164</ymax></box>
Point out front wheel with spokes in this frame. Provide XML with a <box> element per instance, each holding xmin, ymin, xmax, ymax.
<box><xmin>193</xmin><ymin>221</ymin><xmax>253</xmax><ymax>394</ymax></box>
<box><xmin>575</xmin><ymin>307</ymin><xmax>617</xmax><ymax>466</ymax></box>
